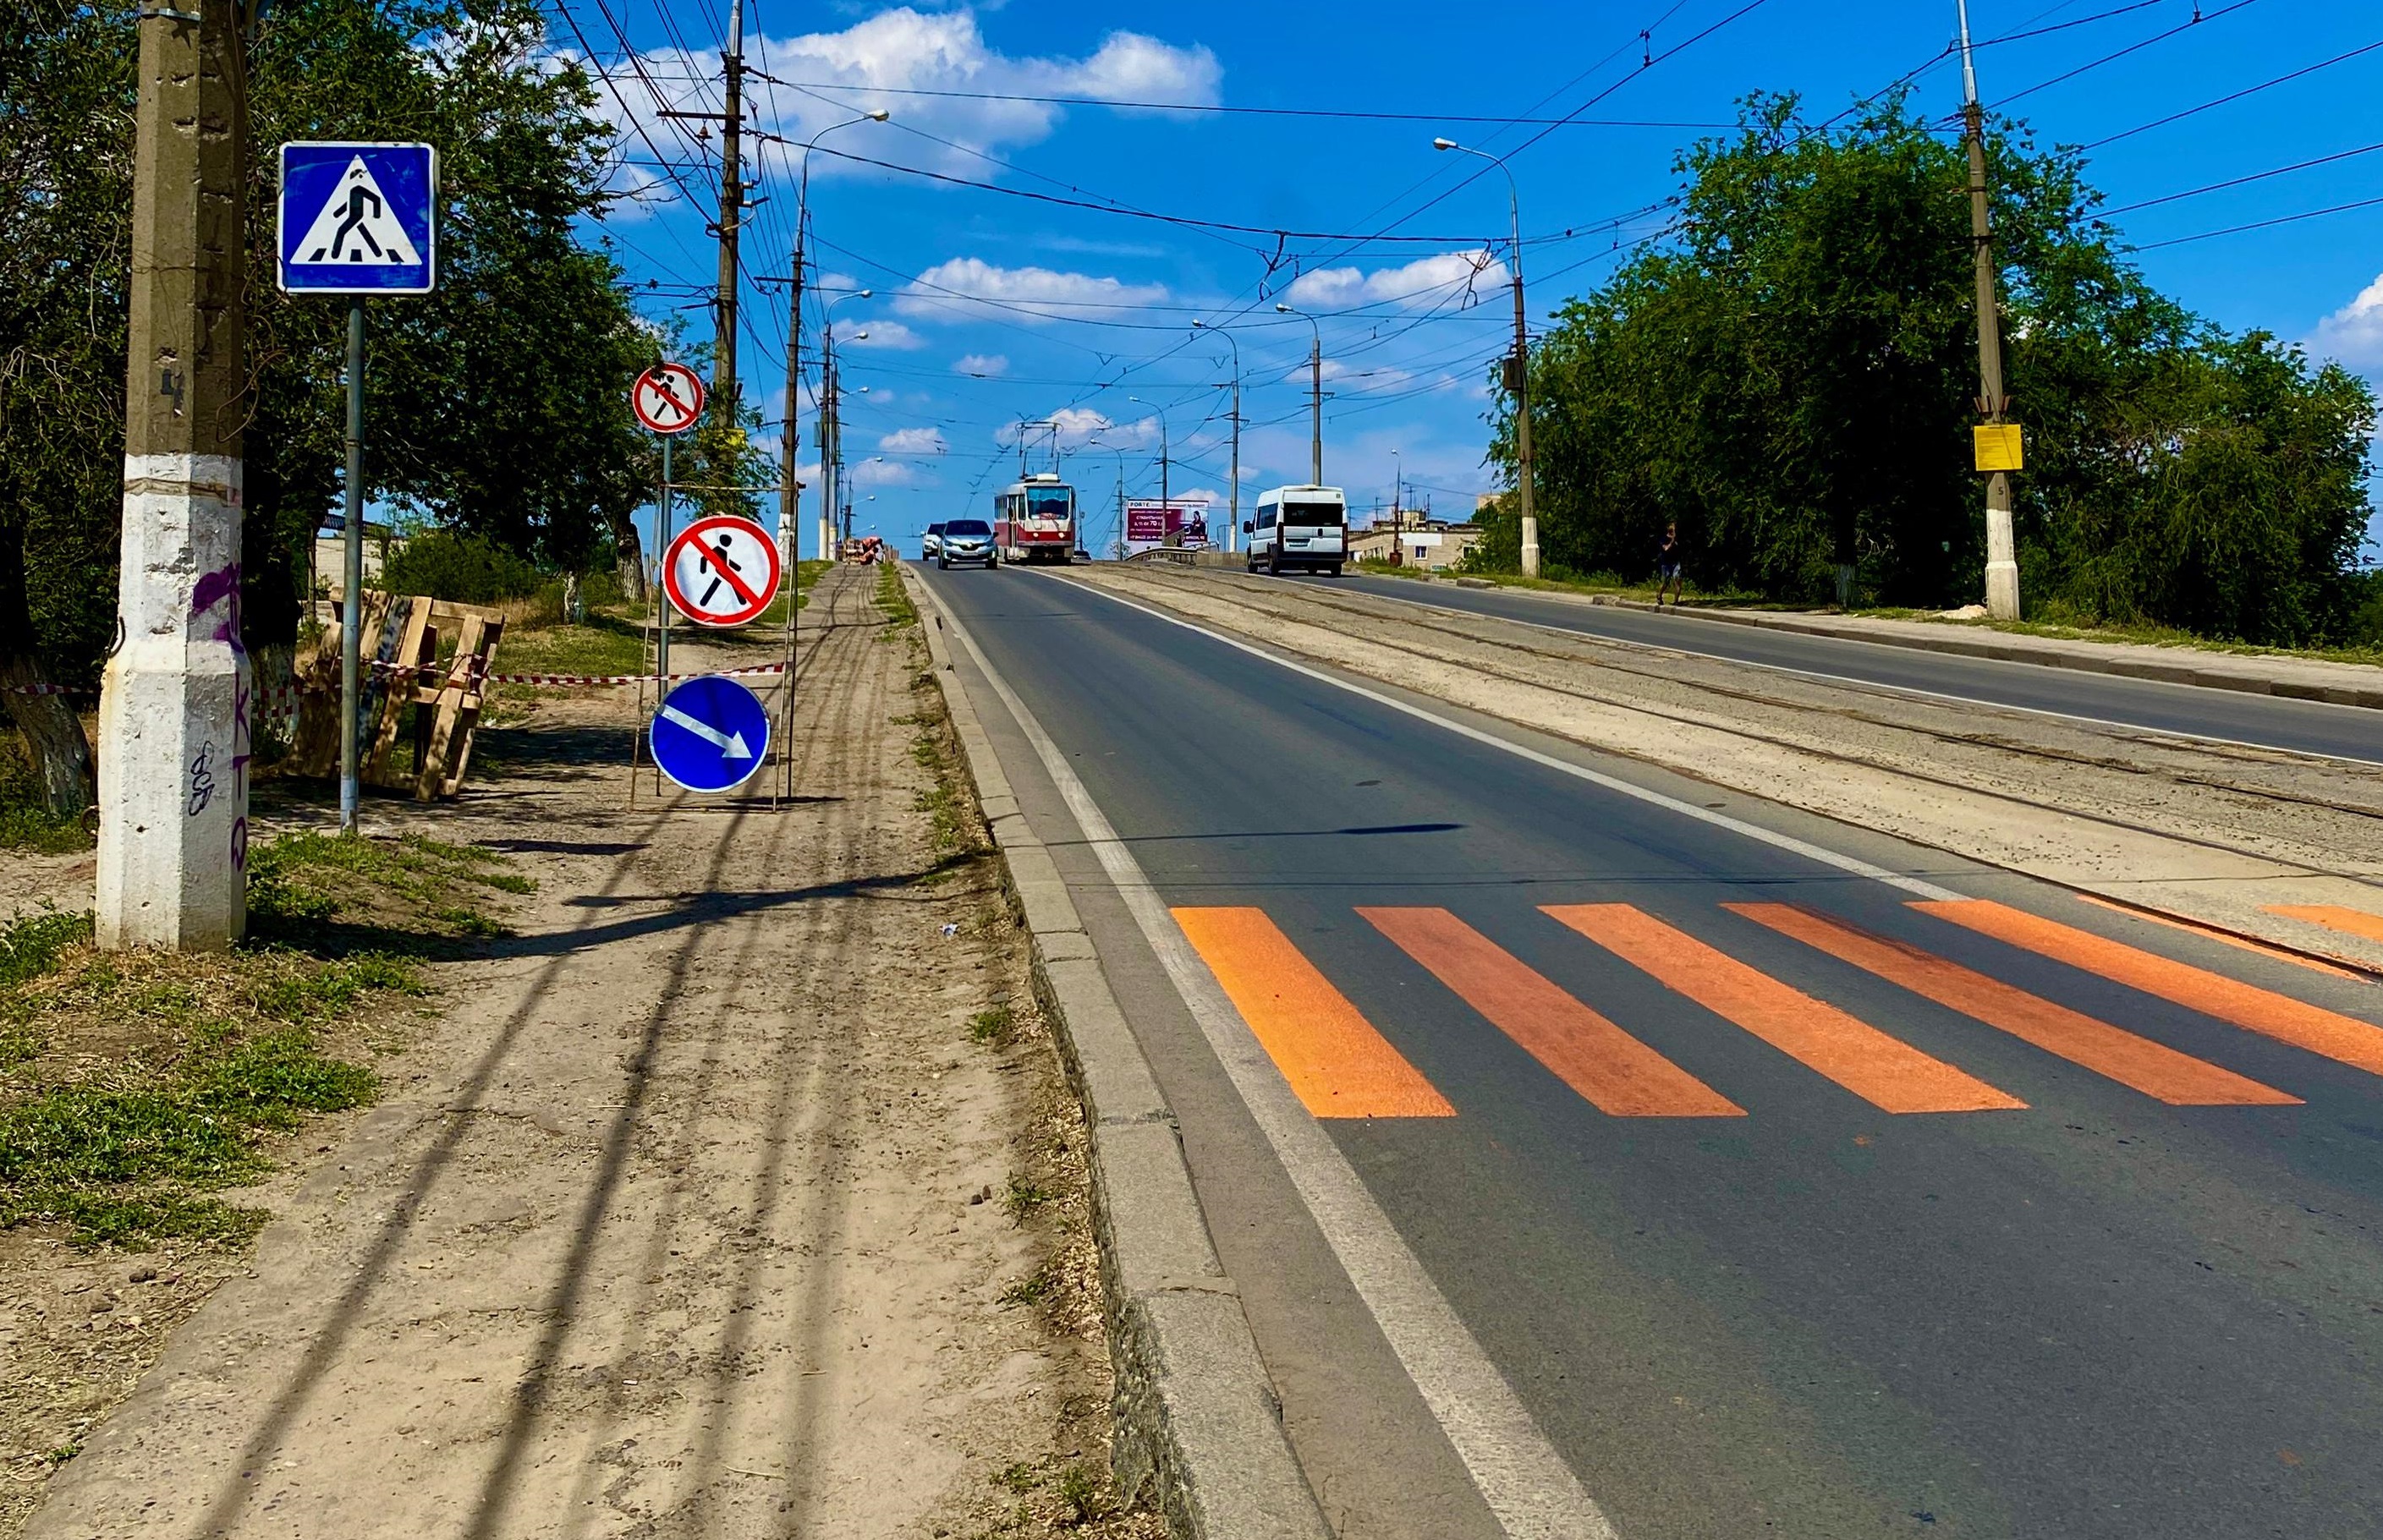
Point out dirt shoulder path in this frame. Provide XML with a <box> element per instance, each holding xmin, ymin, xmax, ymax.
<box><xmin>1073</xmin><ymin>565</ymin><xmax>2383</xmax><ymax>972</ymax></box>
<box><xmin>20</xmin><ymin>566</ymin><xmax>1150</xmax><ymax>1538</ymax></box>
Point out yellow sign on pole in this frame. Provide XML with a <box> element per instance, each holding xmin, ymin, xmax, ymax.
<box><xmin>1973</xmin><ymin>423</ymin><xmax>2024</xmax><ymax>472</ymax></box>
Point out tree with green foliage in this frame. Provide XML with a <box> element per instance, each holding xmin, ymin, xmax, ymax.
<box><xmin>1480</xmin><ymin>94</ymin><xmax>2375</xmax><ymax>646</ymax></box>
<box><xmin>0</xmin><ymin>0</ymin><xmax>663</xmax><ymax>816</ymax></box>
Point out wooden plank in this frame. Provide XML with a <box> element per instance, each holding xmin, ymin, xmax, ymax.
<box><xmin>364</xmin><ymin>599</ymin><xmax>431</xmax><ymax>789</ymax></box>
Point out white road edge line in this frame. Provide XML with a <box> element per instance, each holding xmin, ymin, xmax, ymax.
<box><xmin>1331</xmin><ymin>575</ymin><xmax>2383</xmax><ymax>767</ymax></box>
<box><xmin>937</xmin><ymin>594</ymin><xmax>1623</xmax><ymax>1540</ymax></box>
<box><xmin>1041</xmin><ymin>569</ymin><xmax>1966</xmax><ymax>903</ymax></box>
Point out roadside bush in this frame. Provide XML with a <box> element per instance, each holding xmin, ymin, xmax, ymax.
<box><xmin>382</xmin><ymin>530</ymin><xmax>545</xmax><ymax>605</ymax></box>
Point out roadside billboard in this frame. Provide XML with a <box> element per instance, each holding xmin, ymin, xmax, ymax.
<box><xmin>1124</xmin><ymin>500</ymin><xmax>1213</xmax><ymax>555</ymax></box>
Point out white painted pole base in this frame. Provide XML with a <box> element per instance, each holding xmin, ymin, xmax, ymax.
<box><xmin>1984</xmin><ymin>480</ymin><xmax>2019</xmax><ymax>621</ymax></box>
<box><xmin>1520</xmin><ymin>516</ymin><xmax>1541</xmax><ymax>579</ymax></box>
<box><xmin>96</xmin><ymin>454</ymin><xmax>250</xmax><ymax>951</ymax></box>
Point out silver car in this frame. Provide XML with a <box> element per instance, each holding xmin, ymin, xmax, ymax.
<box><xmin>920</xmin><ymin>522</ymin><xmax>946</xmax><ymax>561</ymax></box>
<box><xmin>937</xmin><ymin>518</ymin><xmax>997</xmax><ymax>569</ymax></box>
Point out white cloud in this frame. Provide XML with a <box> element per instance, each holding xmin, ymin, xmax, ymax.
<box><xmin>953</xmin><ymin>353</ymin><xmax>1009</xmax><ymax>376</ymax></box>
<box><xmin>846</xmin><ymin>320</ymin><xmax>927</xmax><ymax>350</ymax></box>
<box><xmin>2309</xmin><ymin>272</ymin><xmax>2383</xmax><ymax>370</ymax></box>
<box><xmin>1282</xmin><ymin>249</ymin><xmax>1507</xmax><ymax>312</ymax></box>
<box><xmin>899</xmin><ymin>257</ymin><xmax>1168</xmax><ymax>324</ymax></box>
<box><xmin>880</xmin><ymin>426</ymin><xmax>947</xmax><ymax>454</ymax></box>
<box><xmin>581</xmin><ymin>10</ymin><xmax>1218</xmax><ymax>190</ymax></box>
<box><xmin>1282</xmin><ymin>359</ymin><xmax>1419</xmax><ymax>393</ymax></box>
<box><xmin>850</xmin><ymin>457</ymin><xmax>933</xmax><ymax>490</ymax></box>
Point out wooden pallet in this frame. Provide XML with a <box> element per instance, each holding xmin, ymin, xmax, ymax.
<box><xmin>292</xmin><ymin>590</ymin><xmax>506</xmax><ymax>800</ymax></box>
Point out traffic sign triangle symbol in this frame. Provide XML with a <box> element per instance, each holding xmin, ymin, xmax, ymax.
<box><xmin>294</xmin><ymin>156</ymin><xmax>421</xmax><ymax>266</ymax></box>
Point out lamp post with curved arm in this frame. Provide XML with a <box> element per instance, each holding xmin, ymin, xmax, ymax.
<box><xmin>1434</xmin><ymin>137</ymin><xmax>1538</xmax><ymax>578</ymax></box>
<box><xmin>819</xmin><ymin>288</ymin><xmax>871</xmax><ymax>561</ymax></box>
<box><xmin>1193</xmin><ymin>319</ymin><xmax>1242</xmax><ymax>551</ymax></box>
<box><xmin>1273</xmin><ymin>303</ymin><xmax>1324</xmax><ymax>485</ymax></box>
<box><xmin>1128</xmin><ymin>396</ymin><xmax>1173</xmax><ymax>545</ymax></box>
<box><xmin>777</xmin><ymin>111</ymin><xmax>887</xmax><ymax>566</ymax></box>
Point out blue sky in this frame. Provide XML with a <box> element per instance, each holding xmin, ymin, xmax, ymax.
<box><xmin>558</xmin><ymin>0</ymin><xmax>2383</xmax><ymax>562</ymax></box>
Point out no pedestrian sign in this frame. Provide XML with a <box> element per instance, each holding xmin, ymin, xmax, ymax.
<box><xmin>634</xmin><ymin>364</ymin><xmax>707</xmax><ymax>435</ymax></box>
<box><xmin>650</xmin><ymin>675</ymin><xmax>771</xmax><ymax>794</ymax></box>
<box><xmin>664</xmin><ymin>515</ymin><xmax>781</xmax><ymax>628</ymax></box>
<box><xmin>277</xmin><ymin>142</ymin><xmax>437</xmax><ymax>295</ymax></box>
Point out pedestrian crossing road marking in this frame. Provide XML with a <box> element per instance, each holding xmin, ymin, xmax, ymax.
<box><xmin>1167</xmin><ymin>899</ymin><xmax>2375</xmax><ymax>1124</ymax></box>
<box><xmin>1172</xmin><ymin>907</ymin><xmax>1454</xmax><ymax>1119</ymax></box>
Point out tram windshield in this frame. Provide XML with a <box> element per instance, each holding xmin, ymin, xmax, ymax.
<box><xmin>1025</xmin><ymin>487</ymin><xmax>1074</xmax><ymax>522</ymax></box>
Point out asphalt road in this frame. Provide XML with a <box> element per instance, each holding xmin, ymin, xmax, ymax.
<box><xmin>921</xmin><ymin>562</ymin><xmax>2383</xmax><ymax>1540</ymax></box>
<box><xmin>1320</xmin><ymin>570</ymin><xmax>2383</xmax><ymax>764</ymax></box>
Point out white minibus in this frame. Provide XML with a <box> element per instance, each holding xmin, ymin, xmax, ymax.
<box><xmin>1244</xmin><ymin>485</ymin><xmax>1346</xmax><ymax>576</ymax></box>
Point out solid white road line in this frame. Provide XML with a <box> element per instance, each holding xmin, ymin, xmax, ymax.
<box><xmin>937</xmin><ymin>597</ymin><xmax>1623</xmax><ymax>1540</ymax></box>
<box><xmin>1041</xmin><ymin>570</ymin><xmax>1967</xmax><ymax>903</ymax></box>
<box><xmin>1328</xmin><ymin>574</ymin><xmax>2383</xmax><ymax>768</ymax></box>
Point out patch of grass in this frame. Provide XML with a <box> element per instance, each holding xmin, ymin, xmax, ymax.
<box><xmin>999</xmin><ymin>1269</ymin><xmax>1052</xmax><ymax>1307</ymax></box>
<box><xmin>489</xmin><ymin>613</ymin><xmax>648</xmax><ymax>680</ymax></box>
<box><xmin>1056</xmin><ymin>1462</ymin><xmax>1106</xmax><ymax>1523</ymax></box>
<box><xmin>747</xmin><ymin>559</ymin><xmax>833</xmax><ymax>629</ymax></box>
<box><xmin>992</xmin><ymin>1461</ymin><xmax>1041</xmax><ymax>1494</ymax></box>
<box><xmin>876</xmin><ymin>562</ymin><xmax>919</xmax><ymax>630</ymax></box>
<box><xmin>0</xmin><ymin>834</ymin><xmax>517</xmax><ymax>1250</ymax></box>
<box><xmin>1003</xmin><ymin>1173</ymin><xmax>1053</xmax><ymax>1224</ymax></box>
<box><xmin>969</xmin><ymin>1005</ymin><xmax>1015</xmax><ymax>1047</ymax></box>
<box><xmin>248</xmin><ymin>830</ymin><xmax>530</xmax><ymax>951</ymax></box>
<box><xmin>0</xmin><ymin>739</ymin><xmax>92</xmax><ymax>854</ymax></box>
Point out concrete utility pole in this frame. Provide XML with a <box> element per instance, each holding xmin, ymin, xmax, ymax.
<box><xmin>1960</xmin><ymin>0</ymin><xmax>2021</xmax><ymax>619</ymax></box>
<box><xmin>99</xmin><ymin>0</ymin><xmax>250</xmax><ymax>950</ymax></box>
<box><xmin>1435</xmin><ymin>137</ymin><xmax>1538</xmax><ymax>577</ymax></box>
<box><xmin>778</xmin><ymin>241</ymin><xmax>803</xmax><ymax>569</ymax></box>
<box><xmin>711</xmin><ymin>0</ymin><xmax>745</xmax><ymax>432</ymax></box>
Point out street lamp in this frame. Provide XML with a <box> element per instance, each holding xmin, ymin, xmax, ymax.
<box><xmin>780</xmin><ymin>111</ymin><xmax>887</xmax><ymax>566</ymax></box>
<box><xmin>1194</xmin><ymin>319</ymin><xmax>1242</xmax><ymax>551</ymax></box>
<box><xmin>1086</xmin><ymin>434</ymin><xmax>1130</xmax><ymax>558</ymax></box>
<box><xmin>1128</xmin><ymin>396</ymin><xmax>1172</xmax><ymax>545</ymax></box>
<box><xmin>1274</xmin><ymin>303</ymin><xmax>1324</xmax><ymax>486</ymax></box>
<box><xmin>1434</xmin><ymin>136</ymin><xmax>1538</xmax><ymax>578</ymax></box>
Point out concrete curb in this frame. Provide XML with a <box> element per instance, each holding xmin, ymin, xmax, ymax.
<box><xmin>1425</xmin><ymin>582</ymin><xmax>2383</xmax><ymax>710</ymax></box>
<box><xmin>900</xmin><ymin>565</ymin><xmax>1332</xmax><ymax>1540</ymax></box>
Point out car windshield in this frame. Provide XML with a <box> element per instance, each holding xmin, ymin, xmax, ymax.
<box><xmin>947</xmin><ymin>519</ymin><xmax>991</xmax><ymax>537</ymax></box>
<box><xmin>1026</xmin><ymin>490</ymin><xmax>1073</xmax><ymax>520</ymax></box>
<box><xmin>1282</xmin><ymin>502</ymin><xmax>1344</xmax><ymax>527</ymax></box>
<box><xmin>926</xmin><ymin>523</ymin><xmax>945</xmax><ymax>534</ymax></box>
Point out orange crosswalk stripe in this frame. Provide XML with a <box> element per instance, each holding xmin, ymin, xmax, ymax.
<box><xmin>1914</xmin><ymin>899</ymin><xmax>2383</xmax><ymax>1078</ymax></box>
<box><xmin>1172</xmin><ymin>907</ymin><xmax>1455</xmax><ymax>1119</ymax></box>
<box><xmin>2264</xmin><ymin>904</ymin><xmax>2383</xmax><ymax>949</ymax></box>
<box><xmin>1540</xmin><ymin>904</ymin><xmax>2025</xmax><ymax>1114</ymax></box>
<box><xmin>1359</xmin><ymin>907</ymin><xmax>1743</xmax><ymax>1117</ymax></box>
<box><xmin>2076</xmin><ymin>895</ymin><xmax>2364</xmax><ymax>982</ymax></box>
<box><xmin>1730</xmin><ymin>903</ymin><xmax>2299</xmax><ymax>1107</ymax></box>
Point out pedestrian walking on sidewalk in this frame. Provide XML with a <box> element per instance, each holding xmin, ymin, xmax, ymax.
<box><xmin>1655</xmin><ymin>523</ymin><xmax>1684</xmax><ymax>608</ymax></box>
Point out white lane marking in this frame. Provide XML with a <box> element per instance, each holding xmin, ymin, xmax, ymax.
<box><xmin>1325</xmin><ymin>576</ymin><xmax>2383</xmax><ymax>768</ymax></box>
<box><xmin>1042</xmin><ymin>571</ymin><xmax>1965</xmax><ymax>902</ymax></box>
<box><xmin>938</xmin><ymin>597</ymin><xmax>1622</xmax><ymax>1540</ymax></box>
<box><xmin>656</xmin><ymin>703</ymin><xmax>753</xmax><ymax>759</ymax></box>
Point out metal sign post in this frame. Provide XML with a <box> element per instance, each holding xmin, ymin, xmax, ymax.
<box><xmin>277</xmin><ymin>141</ymin><xmax>437</xmax><ymax>836</ymax></box>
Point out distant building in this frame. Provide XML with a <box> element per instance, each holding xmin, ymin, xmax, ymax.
<box><xmin>1349</xmin><ymin>518</ymin><xmax>1481</xmax><ymax>572</ymax></box>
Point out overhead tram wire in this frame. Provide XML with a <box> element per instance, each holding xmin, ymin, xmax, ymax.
<box><xmin>2099</xmin><ymin>140</ymin><xmax>2383</xmax><ymax>218</ymax></box>
<box><xmin>740</xmin><ymin>72</ymin><xmax>1737</xmax><ymax>130</ymax></box>
<box><xmin>1987</xmin><ymin>0</ymin><xmax>2264</xmax><ymax>111</ymax></box>
<box><xmin>2130</xmin><ymin>193</ymin><xmax>2383</xmax><ymax>250</ymax></box>
<box><xmin>2080</xmin><ymin>34</ymin><xmax>2383</xmax><ymax>150</ymax></box>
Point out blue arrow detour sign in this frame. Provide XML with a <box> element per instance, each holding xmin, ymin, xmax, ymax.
<box><xmin>649</xmin><ymin>675</ymin><xmax>771</xmax><ymax>794</ymax></box>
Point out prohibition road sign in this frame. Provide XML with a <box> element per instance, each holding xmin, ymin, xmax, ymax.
<box><xmin>633</xmin><ymin>363</ymin><xmax>706</xmax><ymax>435</ymax></box>
<box><xmin>650</xmin><ymin>675</ymin><xmax>771</xmax><ymax>794</ymax></box>
<box><xmin>663</xmin><ymin>515</ymin><xmax>781</xmax><ymax>627</ymax></box>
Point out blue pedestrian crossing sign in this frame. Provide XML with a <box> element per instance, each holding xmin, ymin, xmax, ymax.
<box><xmin>277</xmin><ymin>142</ymin><xmax>437</xmax><ymax>295</ymax></box>
<box><xmin>649</xmin><ymin>676</ymin><xmax>772</xmax><ymax>794</ymax></box>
